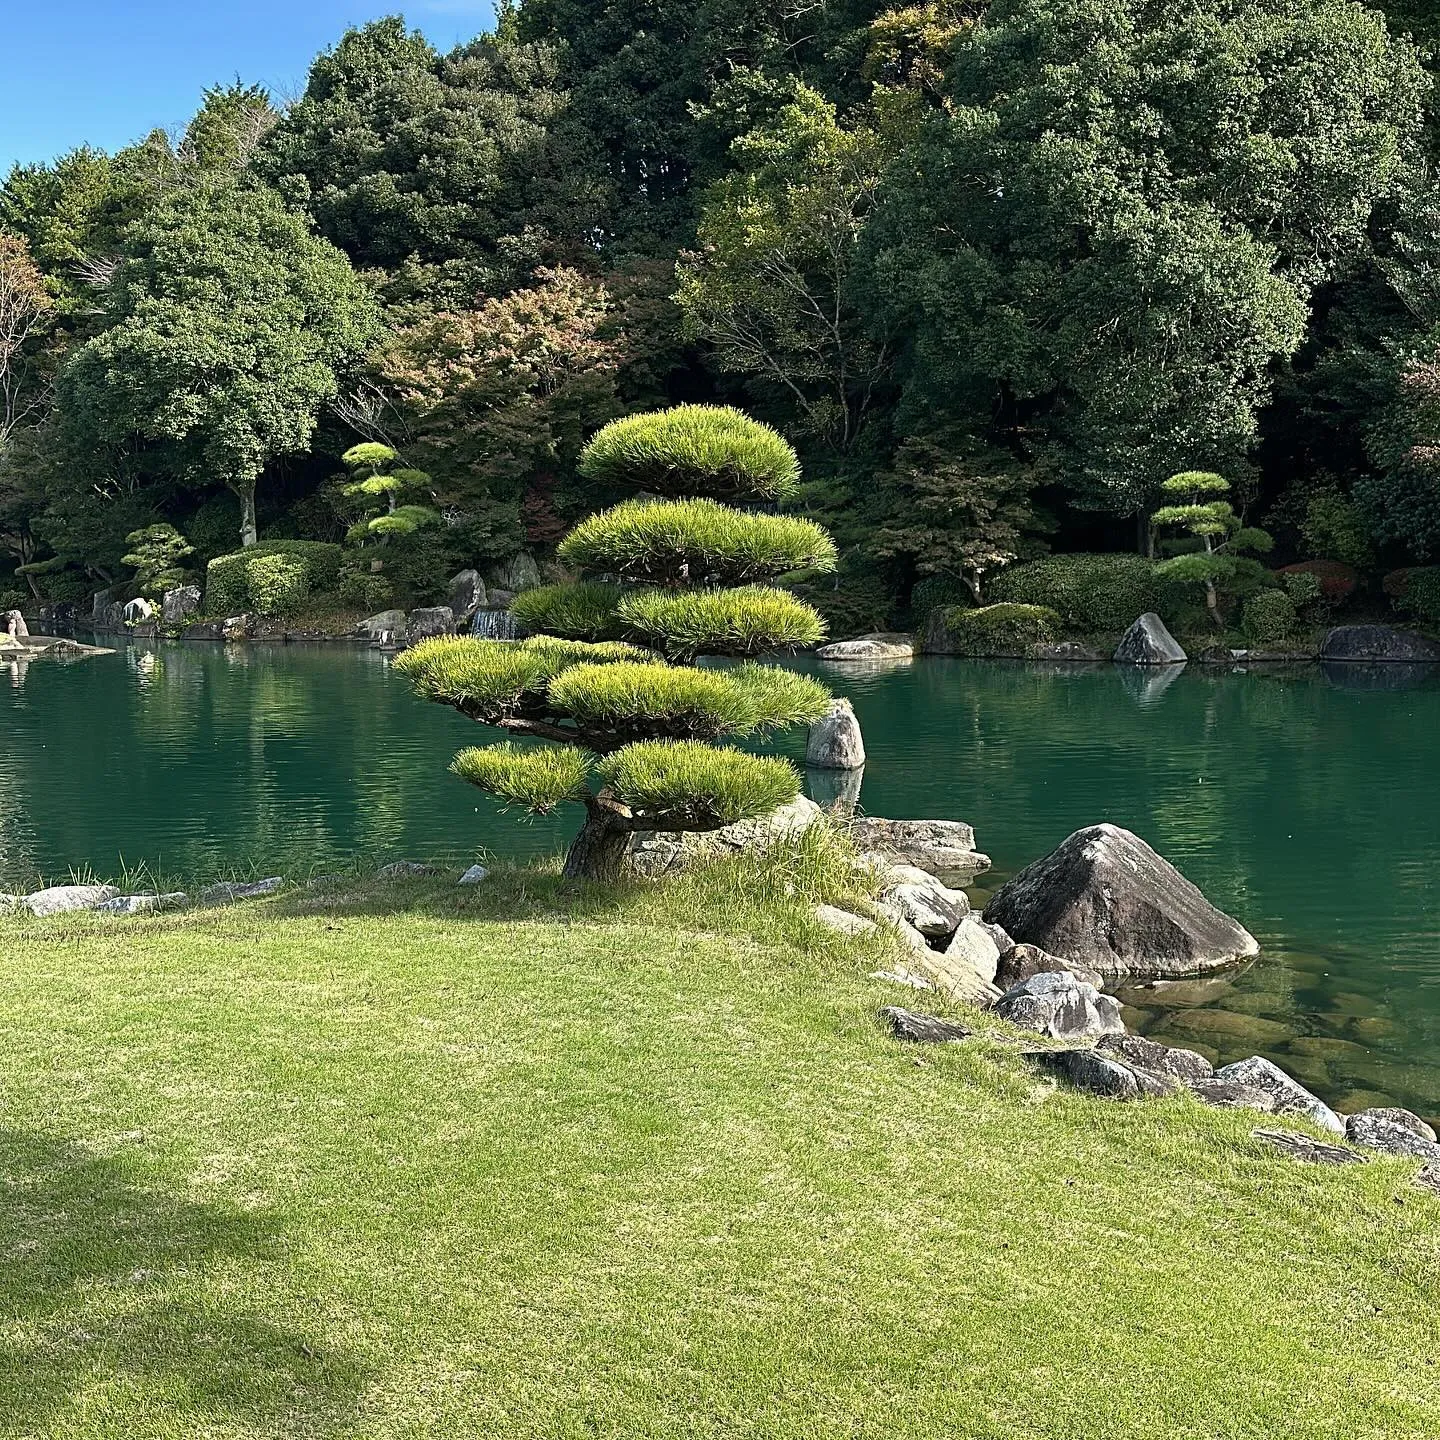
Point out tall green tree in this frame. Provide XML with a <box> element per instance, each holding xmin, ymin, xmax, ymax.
<box><xmin>58</xmin><ymin>179</ymin><xmax>382</xmax><ymax>549</ymax></box>
<box><xmin>257</xmin><ymin>18</ymin><xmax>588</xmax><ymax>299</ymax></box>
<box><xmin>859</xmin><ymin>0</ymin><xmax>1430</xmax><ymax>527</ymax></box>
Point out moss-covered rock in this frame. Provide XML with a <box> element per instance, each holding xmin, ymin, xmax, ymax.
<box><xmin>922</xmin><ymin>603</ymin><xmax>1060</xmax><ymax>657</ymax></box>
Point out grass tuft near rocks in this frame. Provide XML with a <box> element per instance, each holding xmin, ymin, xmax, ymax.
<box><xmin>0</xmin><ymin>827</ymin><xmax>1437</xmax><ymax>1438</ymax></box>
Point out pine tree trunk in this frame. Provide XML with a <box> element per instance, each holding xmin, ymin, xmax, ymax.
<box><xmin>562</xmin><ymin>799</ymin><xmax>635</xmax><ymax>882</ymax></box>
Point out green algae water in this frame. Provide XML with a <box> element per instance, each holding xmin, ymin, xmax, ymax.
<box><xmin>3</xmin><ymin>640</ymin><xmax>1438</xmax><ymax>1117</ymax></box>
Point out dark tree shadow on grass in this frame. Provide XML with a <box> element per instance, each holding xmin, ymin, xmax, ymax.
<box><xmin>0</xmin><ymin>1128</ymin><xmax>369</xmax><ymax>1436</ymax></box>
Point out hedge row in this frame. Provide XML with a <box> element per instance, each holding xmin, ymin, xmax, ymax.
<box><xmin>988</xmin><ymin>553</ymin><xmax>1185</xmax><ymax>633</ymax></box>
<box><xmin>205</xmin><ymin>541</ymin><xmax>344</xmax><ymax>617</ymax></box>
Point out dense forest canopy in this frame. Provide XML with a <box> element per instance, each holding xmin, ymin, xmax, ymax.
<box><xmin>1</xmin><ymin>0</ymin><xmax>1438</xmax><ymax>627</ymax></box>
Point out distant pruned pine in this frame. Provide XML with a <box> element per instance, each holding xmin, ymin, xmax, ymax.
<box><xmin>618</xmin><ymin>586</ymin><xmax>827</xmax><ymax>659</ymax></box>
<box><xmin>578</xmin><ymin>405</ymin><xmax>803</xmax><ymax>502</ymax></box>
<box><xmin>559</xmin><ymin>499</ymin><xmax>836</xmax><ymax>587</ymax></box>
<box><xmin>451</xmin><ymin>743</ymin><xmax>595</xmax><ymax>814</ymax></box>
<box><xmin>597</xmin><ymin>742</ymin><xmax>800</xmax><ymax>826</ymax></box>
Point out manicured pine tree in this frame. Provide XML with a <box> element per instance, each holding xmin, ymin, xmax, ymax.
<box><xmin>1152</xmin><ymin>471</ymin><xmax>1273</xmax><ymax>629</ymax></box>
<box><xmin>396</xmin><ymin>405</ymin><xmax>838</xmax><ymax>880</ymax></box>
<box><xmin>340</xmin><ymin>443</ymin><xmax>439</xmax><ymax>543</ymax></box>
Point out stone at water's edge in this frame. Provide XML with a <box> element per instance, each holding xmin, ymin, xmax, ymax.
<box><xmin>161</xmin><ymin>586</ymin><xmax>202</xmax><ymax>628</ymax></box>
<box><xmin>881</xmin><ymin>1007</ymin><xmax>973</xmax><ymax>1043</ymax></box>
<box><xmin>25</xmin><ymin>884</ymin><xmax>120</xmax><ymax>917</ymax></box>
<box><xmin>848</xmin><ymin>817</ymin><xmax>991</xmax><ymax>879</ymax></box>
<box><xmin>629</xmin><ymin>795</ymin><xmax>822</xmax><ymax>877</ymax></box>
<box><xmin>358</xmin><ymin>609</ymin><xmax>408</xmax><ymax>640</ymax></box>
<box><xmin>880</xmin><ymin>876</ymin><xmax>969</xmax><ymax>940</ymax></box>
<box><xmin>983</xmin><ymin>823</ymin><xmax>1258</xmax><ymax>980</ymax></box>
<box><xmin>123</xmin><ymin>597</ymin><xmax>154</xmax><ymax>624</ymax></box>
<box><xmin>1113</xmin><ymin>612</ymin><xmax>1187</xmax><ymax>666</ymax></box>
<box><xmin>1097</xmin><ymin>1033</ymin><xmax>1214</xmax><ymax>1086</ymax></box>
<box><xmin>458</xmin><ymin>864</ymin><xmax>490</xmax><ymax>886</ymax></box>
<box><xmin>806</xmin><ymin>698</ymin><xmax>866</xmax><ymax>771</ymax></box>
<box><xmin>815</xmin><ymin>634</ymin><xmax>914</xmax><ymax>661</ymax></box>
<box><xmin>995</xmin><ymin>943</ymin><xmax>1103</xmax><ymax>991</ymax></box>
<box><xmin>1035</xmin><ymin>1048</ymin><xmax>1178</xmax><ymax>1100</ymax></box>
<box><xmin>815</xmin><ymin>904</ymin><xmax>878</xmax><ymax>938</ymax></box>
<box><xmin>1320</xmin><ymin>624</ymin><xmax>1440</xmax><ymax>663</ymax></box>
<box><xmin>1214</xmin><ymin>1055</ymin><xmax>1345</xmax><ymax>1136</ymax></box>
<box><xmin>199</xmin><ymin>877</ymin><xmax>284</xmax><ymax>905</ymax></box>
<box><xmin>992</xmin><ymin>971</ymin><xmax>1126</xmax><ymax>1041</ymax></box>
<box><xmin>943</xmin><ymin>916</ymin><xmax>1003</xmax><ymax>984</ymax></box>
<box><xmin>404</xmin><ymin>607</ymin><xmax>455</xmax><ymax>646</ymax></box>
<box><xmin>1345</xmin><ymin>1108</ymin><xmax>1440</xmax><ymax>1159</ymax></box>
<box><xmin>1253</xmin><ymin>1129</ymin><xmax>1366</xmax><ymax>1166</ymax></box>
<box><xmin>448</xmin><ymin>570</ymin><xmax>488</xmax><ymax>623</ymax></box>
<box><xmin>96</xmin><ymin>892</ymin><xmax>189</xmax><ymax>915</ymax></box>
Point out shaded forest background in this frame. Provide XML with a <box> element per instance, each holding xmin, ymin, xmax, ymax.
<box><xmin>1</xmin><ymin>0</ymin><xmax>1438</xmax><ymax>631</ymax></box>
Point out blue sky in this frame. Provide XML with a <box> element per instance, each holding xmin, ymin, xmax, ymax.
<box><xmin>1</xmin><ymin>1</ymin><xmax>498</xmax><ymax>172</ymax></box>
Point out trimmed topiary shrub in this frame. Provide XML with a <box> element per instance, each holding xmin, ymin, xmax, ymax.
<box><xmin>989</xmin><ymin>553</ymin><xmax>1178</xmax><ymax>633</ymax></box>
<box><xmin>1242</xmin><ymin>589</ymin><xmax>1298</xmax><ymax>645</ymax></box>
<box><xmin>923</xmin><ymin>603</ymin><xmax>1060</xmax><ymax>657</ymax></box>
<box><xmin>206</xmin><ymin>541</ymin><xmax>344</xmax><ymax>616</ymax></box>
<box><xmin>396</xmin><ymin>405</ymin><xmax>835</xmax><ymax>881</ymax></box>
<box><xmin>576</xmin><ymin>405</ymin><xmax>802</xmax><ymax>501</ymax></box>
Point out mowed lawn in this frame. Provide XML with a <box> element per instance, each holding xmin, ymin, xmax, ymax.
<box><xmin>0</xmin><ymin>861</ymin><xmax>1437</xmax><ymax>1439</ymax></box>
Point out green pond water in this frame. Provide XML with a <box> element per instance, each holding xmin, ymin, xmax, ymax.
<box><xmin>3</xmin><ymin>639</ymin><xmax>1438</xmax><ymax>1118</ymax></box>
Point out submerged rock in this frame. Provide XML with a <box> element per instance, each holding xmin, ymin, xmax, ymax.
<box><xmin>983</xmin><ymin>823</ymin><xmax>1259</xmax><ymax>980</ymax></box>
<box><xmin>1214</xmin><ymin>1055</ymin><xmax>1345</xmax><ymax>1135</ymax></box>
<box><xmin>1320</xmin><ymin>624</ymin><xmax>1440</xmax><ymax>663</ymax></box>
<box><xmin>993</xmin><ymin>971</ymin><xmax>1126</xmax><ymax>1041</ymax></box>
<box><xmin>805</xmin><ymin>698</ymin><xmax>866</xmax><ymax>771</ymax></box>
<box><xmin>25</xmin><ymin>884</ymin><xmax>120</xmax><ymax>917</ymax></box>
<box><xmin>1114</xmin><ymin>613</ymin><xmax>1187</xmax><ymax>666</ymax></box>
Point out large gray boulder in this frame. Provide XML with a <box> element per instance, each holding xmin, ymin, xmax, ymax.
<box><xmin>806</xmin><ymin>698</ymin><xmax>866</xmax><ymax>770</ymax></box>
<box><xmin>25</xmin><ymin>884</ymin><xmax>120</xmax><ymax>917</ymax></box>
<box><xmin>448</xmin><ymin>570</ymin><xmax>488</xmax><ymax>623</ymax></box>
<box><xmin>490</xmin><ymin>552</ymin><xmax>542</xmax><ymax>593</ymax></box>
<box><xmin>849</xmin><ymin>818</ymin><xmax>991</xmax><ymax>879</ymax></box>
<box><xmin>983</xmin><ymin>823</ymin><xmax>1258</xmax><ymax>980</ymax></box>
<box><xmin>404</xmin><ymin>607</ymin><xmax>455</xmax><ymax>646</ymax></box>
<box><xmin>123</xmin><ymin>597</ymin><xmax>154</xmax><ymax>624</ymax></box>
<box><xmin>161</xmin><ymin>585</ymin><xmax>202</xmax><ymax>628</ymax></box>
<box><xmin>1214</xmin><ymin>1055</ymin><xmax>1345</xmax><ymax>1136</ymax></box>
<box><xmin>993</xmin><ymin>971</ymin><xmax>1126</xmax><ymax>1041</ymax></box>
<box><xmin>358</xmin><ymin>609</ymin><xmax>408</xmax><ymax>640</ymax></box>
<box><xmin>1114</xmin><ymin>613</ymin><xmax>1187</xmax><ymax>666</ymax></box>
<box><xmin>1035</xmin><ymin>1048</ymin><xmax>1178</xmax><ymax>1099</ymax></box>
<box><xmin>1320</xmin><ymin>624</ymin><xmax>1440</xmax><ymax>663</ymax></box>
<box><xmin>1097</xmin><ymin>1033</ymin><xmax>1213</xmax><ymax>1086</ymax></box>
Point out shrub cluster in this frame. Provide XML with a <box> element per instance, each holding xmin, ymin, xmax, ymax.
<box><xmin>206</xmin><ymin>541</ymin><xmax>344</xmax><ymax>616</ymax></box>
<box><xmin>1242</xmin><ymin>589</ymin><xmax>1299</xmax><ymax>645</ymax></box>
<box><xmin>924</xmin><ymin>603</ymin><xmax>1060</xmax><ymax>656</ymax></box>
<box><xmin>1387</xmin><ymin>567</ymin><xmax>1440</xmax><ymax>627</ymax></box>
<box><xmin>989</xmin><ymin>553</ymin><xmax>1179</xmax><ymax>633</ymax></box>
<box><xmin>1275</xmin><ymin>559</ymin><xmax>1358</xmax><ymax>605</ymax></box>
